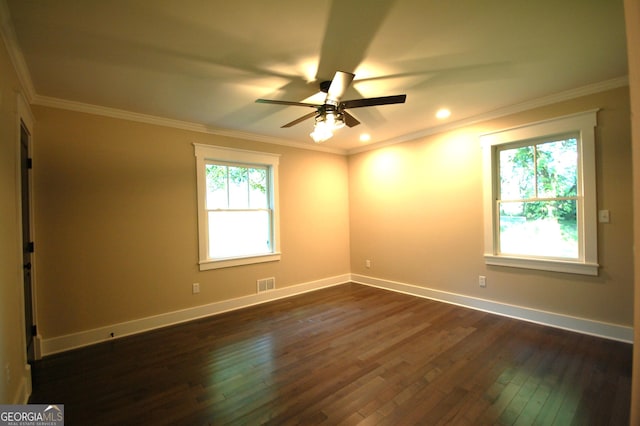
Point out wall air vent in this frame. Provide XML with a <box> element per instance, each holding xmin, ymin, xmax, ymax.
<box><xmin>257</xmin><ymin>277</ymin><xmax>275</xmax><ymax>293</ymax></box>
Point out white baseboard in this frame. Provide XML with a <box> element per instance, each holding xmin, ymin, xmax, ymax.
<box><xmin>40</xmin><ymin>274</ymin><xmax>350</xmax><ymax>356</ymax></box>
<box><xmin>351</xmin><ymin>274</ymin><xmax>634</xmax><ymax>343</ymax></box>
<box><xmin>40</xmin><ymin>272</ymin><xmax>632</xmax><ymax>356</ymax></box>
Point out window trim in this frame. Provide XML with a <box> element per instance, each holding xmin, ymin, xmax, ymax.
<box><xmin>480</xmin><ymin>110</ymin><xmax>599</xmax><ymax>276</ymax></box>
<box><xmin>194</xmin><ymin>144</ymin><xmax>281</xmax><ymax>270</ymax></box>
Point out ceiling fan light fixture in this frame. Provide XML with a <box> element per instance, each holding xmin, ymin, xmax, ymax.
<box><xmin>309</xmin><ymin>110</ymin><xmax>345</xmax><ymax>143</ymax></box>
<box><xmin>325</xmin><ymin>110</ymin><xmax>345</xmax><ymax>129</ymax></box>
<box><xmin>310</xmin><ymin>118</ymin><xmax>334</xmax><ymax>143</ymax></box>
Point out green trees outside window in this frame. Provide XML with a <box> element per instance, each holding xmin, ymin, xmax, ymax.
<box><xmin>498</xmin><ymin>137</ymin><xmax>579</xmax><ymax>258</ymax></box>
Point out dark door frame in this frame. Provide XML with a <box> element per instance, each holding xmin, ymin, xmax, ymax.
<box><xmin>17</xmin><ymin>94</ymin><xmax>37</xmax><ymax>363</ymax></box>
<box><xmin>20</xmin><ymin>120</ymin><xmax>34</xmax><ymax>363</ymax></box>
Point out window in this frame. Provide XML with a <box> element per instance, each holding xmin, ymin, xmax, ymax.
<box><xmin>481</xmin><ymin>110</ymin><xmax>598</xmax><ymax>275</ymax></box>
<box><xmin>194</xmin><ymin>144</ymin><xmax>280</xmax><ymax>270</ymax></box>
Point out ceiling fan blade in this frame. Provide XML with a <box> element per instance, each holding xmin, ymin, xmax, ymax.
<box><xmin>256</xmin><ymin>99</ymin><xmax>319</xmax><ymax>108</ymax></box>
<box><xmin>315</xmin><ymin>0</ymin><xmax>396</xmax><ymax>81</ymax></box>
<box><xmin>326</xmin><ymin>71</ymin><xmax>355</xmax><ymax>103</ymax></box>
<box><xmin>341</xmin><ymin>94</ymin><xmax>407</xmax><ymax>109</ymax></box>
<box><xmin>343</xmin><ymin>111</ymin><xmax>360</xmax><ymax>127</ymax></box>
<box><xmin>281</xmin><ymin>111</ymin><xmax>318</xmax><ymax>128</ymax></box>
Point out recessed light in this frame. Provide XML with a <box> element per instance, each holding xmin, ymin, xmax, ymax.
<box><xmin>436</xmin><ymin>108</ymin><xmax>451</xmax><ymax>120</ymax></box>
<box><xmin>359</xmin><ymin>133</ymin><xmax>371</xmax><ymax>142</ymax></box>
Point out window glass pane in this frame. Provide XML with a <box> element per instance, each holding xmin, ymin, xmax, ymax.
<box><xmin>500</xmin><ymin>146</ymin><xmax>535</xmax><ymax>200</ymax></box>
<box><xmin>208</xmin><ymin>210</ymin><xmax>271</xmax><ymax>258</ymax></box>
<box><xmin>536</xmin><ymin>138</ymin><xmax>578</xmax><ymax>198</ymax></box>
<box><xmin>499</xmin><ymin>200</ymin><xmax>578</xmax><ymax>258</ymax></box>
<box><xmin>228</xmin><ymin>166</ymin><xmax>249</xmax><ymax>209</ymax></box>
<box><xmin>205</xmin><ymin>164</ymin><xmax>228</xmax><ymax>209</ymax></box>
<box><xmin>249</xmin><ymin>168</ymin><xmax>268</xmax><ymax>208</ymax></box>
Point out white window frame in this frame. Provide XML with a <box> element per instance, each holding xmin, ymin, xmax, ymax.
<box><xmin>480</xmin><ymin>110</ymin><xmax>599</xmax><ymax>276</ymax></box>
<box><xmin>194</xmin><ymin>144</ymin><xmax>281</xmax><ymax>270</ymax></box>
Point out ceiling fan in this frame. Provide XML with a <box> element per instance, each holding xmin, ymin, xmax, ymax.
<box><xmin>255</xmin><ymin>71</ymin><xmax>406</xmax><ymax>143</ymax></box>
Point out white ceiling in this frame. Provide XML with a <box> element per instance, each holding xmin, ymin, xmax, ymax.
<box><xmin>1</xmin><ymin>0</ymin><xmax>629</xmax><ymax>153</ymax></box>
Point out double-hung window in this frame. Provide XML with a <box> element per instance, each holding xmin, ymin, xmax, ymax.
<box><xmin>481</xmin><ymin>110</ymin><xmax>598</xmax><ymax>275</ymax></box>
<box><xmin>194</xmin><ymin>144</ymin><xmax>280</xmax><ymax>270</ymax></box>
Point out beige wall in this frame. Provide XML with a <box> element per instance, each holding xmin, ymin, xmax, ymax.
<box><xmin>349</xmin><ymin>86</ymin><xmax>634</xmax><ymax>327</ymax></box>
<box><xmin>0</xmin><ymin>34</ymin><xmax>30</xmax><ymax>402</ymax></box>
<box><xmin>32</xmin><ymin>85</ymin><xmax>634</xmax><ymax>344</ymax></box>
<box><xmin>32</xmin><ymin>107</ymin><xmax>351</xmax><ymax>338</ymax></box>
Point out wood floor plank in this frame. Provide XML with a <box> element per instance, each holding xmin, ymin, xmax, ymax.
<box><xmin>28</xmin><ymin>283</ymin><xmax>632</xmax><ymax>425</ymax></box>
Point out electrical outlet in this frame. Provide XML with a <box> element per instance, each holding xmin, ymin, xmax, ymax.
<box><xmin>192</xmin><ymin>283</ymin><xmax>200</xmax><ymax>294</ymax></box>
<box><xmin>365</xmin><ymin>259</ymin><xmax>371</xmax><ymax>269</ymax></box>
<box><xmin>479</xmin><ymin>276</ymin><xmax>487</xmax><ymax>288</ymax></box>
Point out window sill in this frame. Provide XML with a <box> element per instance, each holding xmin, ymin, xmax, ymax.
<box><xmin>484</xmin><ymin>254</ymin><xmax>599</xmax><ymax>276</ymax></box>
<box><xmin>199</xmin><ymin>252</ymin><xmax>281</xmax><ymax>270</ymax></box>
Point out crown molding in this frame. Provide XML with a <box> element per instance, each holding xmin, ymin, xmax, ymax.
<box><xmin>36</xmin><ymin>74</ymin><xmax>627</xmax><ymax>158</ymax></box>
<box><xmin>31</xmin><ymin>94</ymin><xmax>347</xmax><ymax>155</ymax></box>
<box><xmin>348</xmin><ymin>76</ymin><xmax>630</xmax><ymax>155</ymax></box>
<box><xmin>0</xmin><ymin>0</ymin><xmax>35</xmax><ymax>101</ymax></box>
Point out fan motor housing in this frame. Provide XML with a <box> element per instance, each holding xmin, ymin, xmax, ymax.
<box><xmin>319</xmin><ymin>80</ymin><xmax>332</xmax><ymax>93</ymax></box>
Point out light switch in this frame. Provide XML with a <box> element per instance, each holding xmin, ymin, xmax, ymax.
<box><xmin>598</xmin><ymin>210</ymin><xmax>610</xmax><ymax>223</ymax></box>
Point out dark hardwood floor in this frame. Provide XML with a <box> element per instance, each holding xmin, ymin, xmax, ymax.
<box><xmin>29</xmin><ymin>283</ymin><xmax>632</xmax><ymax>425</ymax></box>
